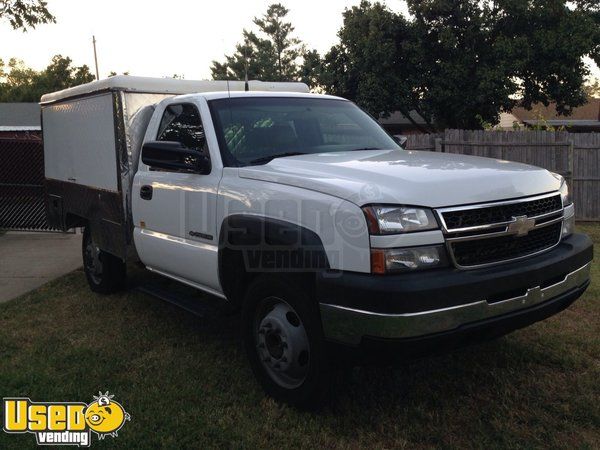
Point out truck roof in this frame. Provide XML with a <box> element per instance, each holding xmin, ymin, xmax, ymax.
<box><xmin>173</xmin><ymin>91</ymin><xmax>345</xmax><ymax>102</ymax></box>
<box><xmin>40</xmin><ymin>75</ymin><xmax>310</xmax><ymax>104</ymax></box>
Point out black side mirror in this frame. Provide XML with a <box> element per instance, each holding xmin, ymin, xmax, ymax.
<box><xmin>393</xmin><ymin>134</ymin><xmax>408</xmax><ymax>149</ymax></box>
<box><xmin>141</xmin><ymin>141</ymin><xmax>211</xmax><ymax>174</ymax></box>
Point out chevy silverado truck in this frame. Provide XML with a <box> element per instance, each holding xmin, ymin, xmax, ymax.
<box><xmin>41</xmin><ymin>76</ymin><xmax>593</xmax><ymax>407</ymax></box>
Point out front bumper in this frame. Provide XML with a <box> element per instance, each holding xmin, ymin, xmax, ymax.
<box><xmin>317</xmin><ymin>233</ymin><xmax>593</xmax><ymax>347</ymax></box>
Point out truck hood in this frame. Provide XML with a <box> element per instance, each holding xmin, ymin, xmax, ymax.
<box><xmin>237</xmin><ymin>150</ymin><xmax>561</xmax><ymax>207</ymax></box>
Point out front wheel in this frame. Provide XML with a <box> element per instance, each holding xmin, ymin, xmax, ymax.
<box><xmin>242</xmin><ymin>275</ymin><xmax>331</xmax><ymax>408</ymax></box>
<box><xmin>82</xmin><ymin>226</ymin><xmax>126</xmax><ymax>294</ymax></box>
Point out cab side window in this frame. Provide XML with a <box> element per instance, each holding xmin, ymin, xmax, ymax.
<box><xmin>157</xmin><ymin>103</ymin><xmax>208</xmax><ymax>156</ymax></box>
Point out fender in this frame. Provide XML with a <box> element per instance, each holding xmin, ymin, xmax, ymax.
<box><xmin>218</xmin><ymin>214</ymin><xmax>330</xmax><ymax>303</ymax></box>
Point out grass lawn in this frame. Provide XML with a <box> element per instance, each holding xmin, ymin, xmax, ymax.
<box><xmin>0</xmin><ymin>226</ymin><xmax>598</xmax><ymax>449</ymax></box>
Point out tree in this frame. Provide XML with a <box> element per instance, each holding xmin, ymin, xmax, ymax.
<box><xmin>406</xmin><ymin>0</ymin><xmax>519</xmax><ymax>129</ymax></box>
<box><xmin>211</xmin><ymin>3</ymin><xmax>308</xmax><ymax>83</ymax></box>
<box><xmin>319</xmin><ymin>1</ymin><xmax>600</xmax><ymax>129</ymax></box>
<box><xmin>212</xmin><ymin>30</ymin><xmax>280</xmax><ymax>81</ymax></box>
<box><xmin>0</xmin><ymin>55</ymin><xmax>94</xmax><ymax>102</ymax></box>
<box><xmin>485</xmin><ymin>0</ymin><xmax>599</xmax><ymax>116</ymax></box>
<box><xmin>253</xmin><ymin>3</ymin><xmax>301</xmax><ymax>80</ymax></box>
<box><xmin>0</xmin><ymin>58</ymin><xmax>37</xmax><ymax>101</ymax></box>
<box><xmin>298</xmin><ymin>49</ymin><xmax>323</xmax><ymax>91</ymax></box>
<box><xmin>108</xmin><ymin>71</ymin><xmax>130</xmax><ymax>77</ymax></box>
<box><xmin>584</xmin><ymin>78</ymin><xmax>600</xmax><ymax>98</ymax></box>
<box><xmin>0</xmin><ymin>0</ymin><xmax>55</xmax><ymax>31</ymax></box>
<box><xmin>318</xmin><ymin>2</ymin><xmax>430</xmax><ymax>131</ymax></box>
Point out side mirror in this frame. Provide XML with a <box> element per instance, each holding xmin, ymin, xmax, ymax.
<box><xmin>141</xmin><ymin>141</ymin><xmax>211</xmax><ymax>174</ymax></box>
<box><xmin>393</xmin><ymin>134</ymin><xmax>408</xmax><ymax>149</ymax></box>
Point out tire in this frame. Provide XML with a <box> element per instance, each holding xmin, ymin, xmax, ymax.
<box><xmin>82</xmin><ymin>226</ymin><xmax>126</xmax><ymax>294</ymax></box>
<box><xmin>242</xmin><ymin>274</ymin><xmax>330</xmax><ymax>409</ymax></box>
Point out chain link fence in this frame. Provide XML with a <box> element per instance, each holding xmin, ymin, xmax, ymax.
<box><xmin>0</xmin><ymin>136</ymin><xmax>61</xmax><ymax>231</ymax></box>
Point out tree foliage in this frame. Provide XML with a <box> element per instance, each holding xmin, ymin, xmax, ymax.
<box><xmin>584</xmin><ymin>78</ymin><xmax>600</xmax><ymax>98</ymax></box>
<box><xmin>319</xmin><ymin>2</ymin><xmax>428</xmax><ymax>129</ymax></box>
<box><xmin>108</xmin><ymin>71</ymin><xmax>130</xmax><ymax>77</ymax></box>
<box><xmin>0</xmin><ymin>0</ymin><xmax>55</xmax><ymax>31</ymax></box>
<box><xmin>0</xmin><ymin>55</ymin><xmax>94</xmax><ymax>102</ymax></box>
<box><xmin>319</xmin><ymin>0</ymin><xmax>600</xmax><ymax>129</ymax></box>
<box><xmin>210</xmin><ymin>1</ymin><xmax>599</xmax><ymax>129</ymax></box>
<box><xmin>406</xmin><ymin>1</ymin><xmax>511</xmax><ymax>129</ymax></box>
<box><xmin>211</xmin><ymin>3</ymin><xmax>318</xmax><ymax>85</ymax></box>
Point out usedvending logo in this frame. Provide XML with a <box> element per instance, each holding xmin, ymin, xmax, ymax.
<box><xmin>3</xmin><ymin>392</ymin><xmax>130</xmax><ymax>447</ymax></box>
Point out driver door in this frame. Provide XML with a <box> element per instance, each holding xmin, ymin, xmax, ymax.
<box><xmin>132</xmin><ymin>100</ymin><xmax>222</xmax><ymax>294</ymax></box>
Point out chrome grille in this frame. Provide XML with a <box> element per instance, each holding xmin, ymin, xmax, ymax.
<box><xmin>437</xmin><ymin>193</ymin><xmax>564</xmax><ymax>268</ymax></box>
<box><xmin>442</xmin><ymin>195</ymin><xmax>562</xmax><ymax>230</ymax></box>
<box><xmin>450</xmin><ymin>222</ymin><xmax>562</xmax><ymax>267</ymax></box>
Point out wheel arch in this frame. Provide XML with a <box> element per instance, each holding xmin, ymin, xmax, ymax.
<box><xmin>217</xmin><ymin>214</ymin><xmax>330</xmax><ymax>307</ymax></box>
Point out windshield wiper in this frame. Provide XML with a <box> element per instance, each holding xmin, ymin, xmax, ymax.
<box><xmin>248</xmin><ymin>152</ymin><xmax>307</xmax><ymax>165</ymax></box>
<box><xmin>350</xmin><ymin>147</ymin><xmax>383</xmax><ymax>151</ymax></box>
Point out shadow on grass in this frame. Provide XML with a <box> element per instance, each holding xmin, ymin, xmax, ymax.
<box><xmin>0</xmin><ymin>260</ymin><xmax>597</xmax><ymax>448</ymax></box>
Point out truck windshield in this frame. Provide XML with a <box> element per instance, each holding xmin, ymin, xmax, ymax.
<box><xmin>208</xmin><ymin>97</ymin><xmax>400</xmax><ymax>166</ymax></box>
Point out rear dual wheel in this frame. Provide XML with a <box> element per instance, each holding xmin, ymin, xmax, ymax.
<box><xmin>242</xmin><ymin>275</ymin><xmax>331</xmax><ymax>408</ymax></box>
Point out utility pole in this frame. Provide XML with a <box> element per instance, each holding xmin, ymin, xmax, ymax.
<box><xmin>92</xmin><ymin>35</ymin><xmax>100</xmax><ymax>80</ymax></box>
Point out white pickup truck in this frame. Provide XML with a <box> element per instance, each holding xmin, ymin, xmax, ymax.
<box><xmin>41</xmin><ymin>76</ymin><xmax>593</xmax><ymax>407</ymax></box>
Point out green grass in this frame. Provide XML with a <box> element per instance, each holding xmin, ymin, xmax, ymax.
<box><xmin>0</xmin><ymin>226</ymin><xmax>598</xmax><ymax>449</ymax></box>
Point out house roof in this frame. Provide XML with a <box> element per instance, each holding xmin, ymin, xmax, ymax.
<box><xmin>522</xmin><ymin>119</ymin><xmax>600</xmax><ymax>127</ymax></box>
<box><xmin>0</xmin><ymin>103</ymin><xmax>40</xmax><ymax>130</ymax></box>
<box><xmin>511</xmin><ymin>98</ymin><xmax>600</xmax><ymax>122</ymax></box>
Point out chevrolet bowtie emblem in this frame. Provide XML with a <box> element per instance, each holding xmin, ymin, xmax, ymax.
<box><xmin>507</xmin><ymin>215</ymin><xmax>536</xmax><ymax>236</ymax></box>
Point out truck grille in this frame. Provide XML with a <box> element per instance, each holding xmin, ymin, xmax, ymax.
<box><xmin>437</xmin><ymin>193</ymin><xmax>564</xmax><ymax>268</ymax></box>
<box><xmin>450</xmin><ymin>222</ymin><xmax>562</xmax><ymax>267</ymax></box>
<box><xmin>442</xmin><ymin>194</ymin><xmax>562</xmax><ymax>230</ymax></box>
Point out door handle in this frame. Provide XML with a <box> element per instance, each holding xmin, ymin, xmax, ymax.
<box><xmin>140</xmin><ymin>185</ymin><xmax>153</xmax><ymax>200</ymax></box>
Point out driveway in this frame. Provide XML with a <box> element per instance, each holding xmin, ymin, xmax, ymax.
<box><xmin>0</xmin><ymin>231</ymin><xmax>82</xmax><ymax>303</ymax></box>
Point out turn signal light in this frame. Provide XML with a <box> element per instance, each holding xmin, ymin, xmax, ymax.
<box><xmin>371</xmin><ymin>245</ymin><xmax>449</xmax><ymax>274</ymax></box>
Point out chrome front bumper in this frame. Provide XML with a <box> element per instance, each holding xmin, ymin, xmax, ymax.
<box><xmin>320</xmin><ymin>262</ymin><xmax>591</xmax><ymax>345</ymax></box>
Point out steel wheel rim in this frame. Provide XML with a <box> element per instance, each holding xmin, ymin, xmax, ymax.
<box><xmin>84</xmin><ymin>240</ymin><xmax>103</xmax><ymax>285</ymax></box>
<box><xmin>254</xmin><ymin>296</ymin><xmax>310</xmax><ymax>389</ymax></box>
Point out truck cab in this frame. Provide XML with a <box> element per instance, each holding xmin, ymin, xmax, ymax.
<box><xmin>41</xmin><ymin>77</ymin><xmax>593</xmax><ymax>407</ymax></box>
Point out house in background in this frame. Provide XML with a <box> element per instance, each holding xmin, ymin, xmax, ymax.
<box><xmin>500</xmin><ymin>98</ymin><xmax>600</xmax><ymax>132</ymax></box>
<box><xmin>0</xmin><ymin>103</ymin><xmax>41</xmax><ymax>140</ymax></box>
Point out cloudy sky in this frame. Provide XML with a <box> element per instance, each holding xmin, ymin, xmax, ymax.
<box><xmin>1</xmin><ymin>0</ymin><xmax>597</xmax><ymax>81</ymax></box>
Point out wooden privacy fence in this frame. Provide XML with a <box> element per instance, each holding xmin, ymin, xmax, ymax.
<box><xmin>405</xmin><ymin>130</ymin><xmax>600</xmax><ymax>221</ymax></box>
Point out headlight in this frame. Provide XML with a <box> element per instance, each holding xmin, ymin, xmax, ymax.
<box><xmin>363</xmin><ymin>205</ymin><xmax>438</xmax><ymax>234</ymax></box>
<box><xmin>371</xmin><ymin>245</ymin><xmax>449</xmax><ymax>273</ymax></box>
<box><xmin>552</xmin><ymin>173</ymin><xmax>572</xmax><ymax>206</ymax></box>
<box><xmin>552</xmin><ymin>173</ymin><xmax>575</xmax><ymax>239</ymax></box>
<box><xmin>559</xmin><ymin>178</ymin><xmax>572</xmax><ymax>206</ymax></box>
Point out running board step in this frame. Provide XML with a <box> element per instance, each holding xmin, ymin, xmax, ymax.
<box><xmin>135</xmin><ymin>284</ymin><xmax>215</xmax><ymax>317</ymax></box>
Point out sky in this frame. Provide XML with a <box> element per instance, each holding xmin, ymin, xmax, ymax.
<box><xmin>0</xmin><ymin>0</ymin><xmax>597</xmax><ymax>81</ymax></box>
<box><xmin>0</xmin><ymin>0</ymin><xmax>407</xmax><ymax>79</ymax></box>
